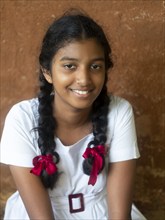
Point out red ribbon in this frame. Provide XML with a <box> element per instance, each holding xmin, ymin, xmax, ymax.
<box><xmin>82</xmin><ymin>145</ymin><xmax>105</xmax><ymax>186</ymax></box>
<box><xmin>30</xmin><ymin>154</ymin><xmax>57</xmax><ymax>176</ymax></box>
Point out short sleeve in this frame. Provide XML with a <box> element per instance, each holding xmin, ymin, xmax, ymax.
<box><xmin>0</xmin><ymin>100</ymin><xmax>40</xmax><ymax>167</ymax></box>
<box><xmin>107</xmin><ymin>96</ymin><xmax>140</xmax><ymax>162</ymax></box>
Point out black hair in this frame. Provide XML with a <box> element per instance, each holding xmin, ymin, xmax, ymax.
<box><xmin>37</xmin><ymin>9</ymin><xmax>113</xmax><ymax>189</ymax></box>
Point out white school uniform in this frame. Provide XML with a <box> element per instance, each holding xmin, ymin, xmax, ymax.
<box><xmin>0</xmin><ymin>96</ymin><xmax>146</xmax><ymax>219</ymax></box>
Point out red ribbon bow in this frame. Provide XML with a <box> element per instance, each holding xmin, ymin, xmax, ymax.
<box><xmin>30</xmin><ymin>154</ymin><xmax>57</xmax><ymax>176</ymax></box>
<box><xmin>82</xmin><ymin>145</ymin><xmax>105</xmax><ymax>186</ymax></box>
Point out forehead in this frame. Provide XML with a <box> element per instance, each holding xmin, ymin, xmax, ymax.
<box><xmin>53</xmin><ymin>39</ymin><xmax>104</xmax><ymax>61</ymax></box>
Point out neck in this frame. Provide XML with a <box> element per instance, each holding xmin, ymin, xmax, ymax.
<box><xmin>52</xmin><ymin>94</ymin><xmax>93</xmax><ymax>127</ymax></box>
<box><xmin>54</xmin><ymin>107</ymin><xmax>92</xmax><ymax>128</ymax></box>
<box><xmin>53</xmin><ymin>105</ymin><xmax>93</xmax><ymax>145</ymax></box>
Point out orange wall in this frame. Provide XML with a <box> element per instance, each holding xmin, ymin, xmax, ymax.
<box><xmin>0</xmin><ymin>1</ymin><xmax>164</xmax><ymax>219</ymax></box>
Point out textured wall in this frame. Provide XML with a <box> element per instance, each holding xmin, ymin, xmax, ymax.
<box><xmin>0</xmin><ymin>1</ymin><xmax>164</xmax><ymax>219</ymax></box>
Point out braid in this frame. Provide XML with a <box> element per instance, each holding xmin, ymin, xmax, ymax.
<box><xmin>35</xmin><ymin>10</ymin><xmax>114</xmax><ymax>187</ymax></box>
<box><xmin>83</xmin><ymin>84</ymin><xmax>110</xmax><ymax>175</ymax></box>
<box><xmin>91</xmin><ymin>86</ymin><xmax>110</xmax><ymax>146</ymax></box>
<box><xmin>37</xmin><ymin>70</ymin><xmax>60</xmax><ymax>189</ymax></box>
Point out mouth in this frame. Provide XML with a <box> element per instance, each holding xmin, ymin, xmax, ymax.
<box><xmin>70</xmin><ymin>89</ymin><xmax>92</xmax><ymax>97</ymax></box>
<box><xmin>72</xmin><ymin>89</ymin><xmax>89</xmax><ymax>95</ymax></box>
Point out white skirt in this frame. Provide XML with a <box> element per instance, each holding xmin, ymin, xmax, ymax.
<box><xmin>4</xmin><ymin>191</ymin><xmax>147</xmax><ymax>220</ymax></box>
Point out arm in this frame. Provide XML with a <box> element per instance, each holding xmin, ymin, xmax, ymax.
<box><xmin>107</xmin><ymin>159</ymin><xmax>136</xmax><ymax>220</ymax></box>
<box><xmin>10</xmin><ymin>165</ymin><xmax>55</xmax><ymax>220</ymax></box>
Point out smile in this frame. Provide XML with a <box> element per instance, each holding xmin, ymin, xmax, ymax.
<box><xmin>71</xmin><ymin>89</ymin><xmax>91</xmax><ymax>97</ymax></box>
<box><xmin>71</xmin><ymin>89</ymin><xmax>90</xmax><ymax>95</ymax></box>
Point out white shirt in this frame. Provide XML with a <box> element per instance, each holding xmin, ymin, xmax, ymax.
<box><xmin>0</xmin><ymin>96</ymin><xmax>145</xmax><ymax>220</ymax></box>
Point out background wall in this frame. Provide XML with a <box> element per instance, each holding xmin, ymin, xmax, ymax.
<box><xmin>0</xmin><ymin>0</ymin><xmax>164</xmax><ymax>219</ymax></box>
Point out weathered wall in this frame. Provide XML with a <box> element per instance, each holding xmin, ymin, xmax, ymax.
<box><xmin>0</xmin><ymin>1</ymin><xmax>164</xmax><ymax>219</ymax></box>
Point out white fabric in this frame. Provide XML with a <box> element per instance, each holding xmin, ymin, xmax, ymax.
<box><xmin>0</xmin><ymin>96</ymin><xmax>146</xmax><ymax>219</ymax></box>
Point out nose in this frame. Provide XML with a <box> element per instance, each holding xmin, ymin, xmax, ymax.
<box><xmin>76</xmin><ymin>67</ymin><xmax>91</xmax><ymax>86</ymax></box>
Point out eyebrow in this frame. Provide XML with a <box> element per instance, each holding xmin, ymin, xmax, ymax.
<box><xmin>60</xmin><ymin>56</ymin><xmax>105</xmax><ymax>62</ymax></box>
<box><xmin>60</xmin><ymin>57</ymin><xmax>78</xmax><ymax>61</ymax></box>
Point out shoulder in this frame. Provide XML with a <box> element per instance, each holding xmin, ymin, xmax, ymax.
<box><xmin>106</xmin><ymin>95</ymin><xmax>140</xmax><ymax>161</ymax></box>
<box><xmin>5</xmin><ymin>98</ymin><xmax>39</xmax><ymax>125</ymax></box>
<box><xmin>109</xmin><ymin>95</ymin><xmax>132</xmax><ymax>111</ymax></box>
<box><xmin>9</xmin><ymin>98</ymin><xmax>38</xmax><ymax>112</ymax></box>
<box><xmin>1</xmin><ymin>99</ymin><xmax>40</xmax><ymax>166</ymax></box>
<box><xmin>106</xmin><ymin>95</ymin><xmax>135</xmax><ymax>141</ymax></box>
<box><xmin>108</xmin><ymin>95</ymin><xmax>133</xmax><ymax>119</ymax></box>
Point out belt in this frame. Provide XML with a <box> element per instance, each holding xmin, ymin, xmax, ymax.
<box><xmin>68</xmin><ymin>193</ymin><xmax>84</xmax><ymax>213</ymax></box>
<box><xmin>50</xmin><ymin>190</ymin><xmax>106</xmax><ymax>214</ymax></box>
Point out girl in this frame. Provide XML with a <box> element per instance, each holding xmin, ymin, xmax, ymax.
<box><xmin>0</xmin><ymin>9</ymin><xmax>146</xmax><ymax>220</ymax></box>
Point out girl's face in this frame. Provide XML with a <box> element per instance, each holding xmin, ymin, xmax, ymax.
<box><xmin>44</xmin><ymin>39</ymin><xmax>106</xmax><ymax>112</ymax></box>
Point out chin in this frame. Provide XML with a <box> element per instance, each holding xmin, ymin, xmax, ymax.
<box><xmin>70</xmin><ymin>102</ymin><xmax>93</xmax><ymax>111</ymax></box>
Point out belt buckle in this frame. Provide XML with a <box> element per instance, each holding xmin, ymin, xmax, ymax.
<box><xmin>68</xmin><ymin>193</ymin><xmax>85</xmax><ymax>213</ymax></box>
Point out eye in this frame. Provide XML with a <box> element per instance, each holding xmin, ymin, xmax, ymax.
<box><xmin>64</xmin><ymin>64</ymin><xmax>76</xmax><ymax>70</ymax></box>
<box><xmin>91</xmin><ymin>64</ymin><xmax>102</xmax><ymax>70</ymax></box>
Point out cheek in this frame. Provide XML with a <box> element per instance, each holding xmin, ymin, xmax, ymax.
<box><xmin>52</xmin><ymin>74</ymin><xmax>74</xmax><ymax>93</ymax></box>
<box><xmin>52</xmin><ymin>68</ymin><xmax>71</xmax><ymax>85</ymax></box>
<box><xmin>94</xmin><ymin>74</ymin><xmax>106</xmax><ymax>88</ymax></box>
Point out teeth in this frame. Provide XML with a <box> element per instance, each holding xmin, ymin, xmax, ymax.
<box><xmin>73</xmin><ymin>90</ymin><xmax>89</xmax><ymax>95</ymax></box>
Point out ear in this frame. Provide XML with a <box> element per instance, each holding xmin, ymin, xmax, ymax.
<box><xmin>41</xmin><ymin>66</ymin><xmax>53</xmax><ymax>84</ymax></box>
